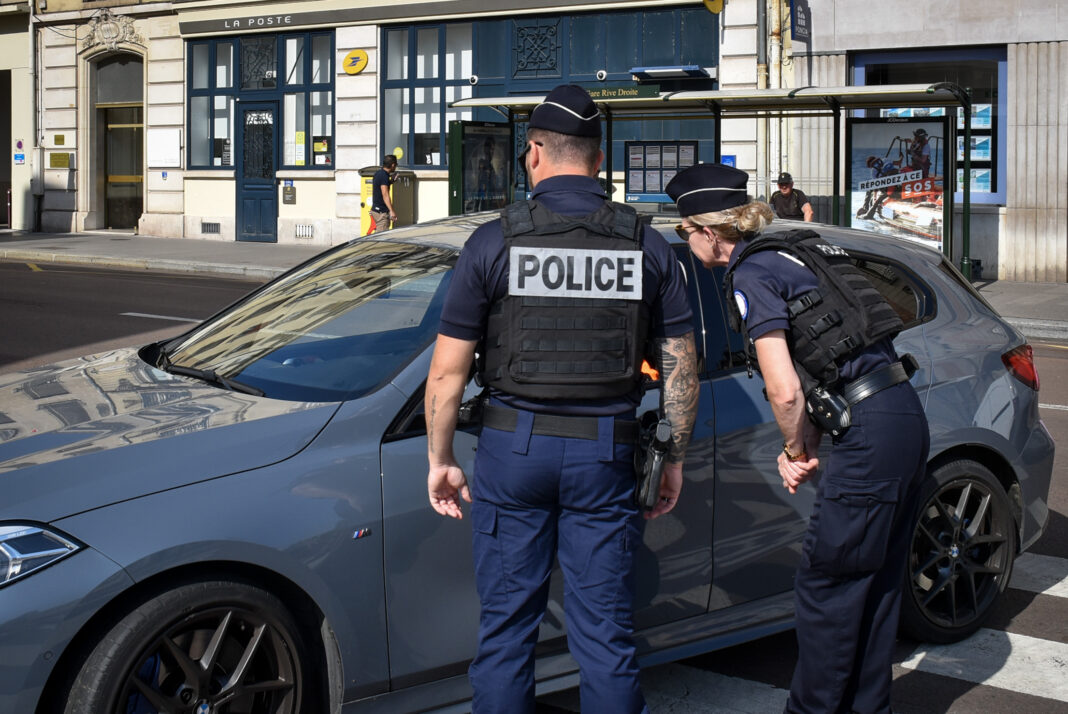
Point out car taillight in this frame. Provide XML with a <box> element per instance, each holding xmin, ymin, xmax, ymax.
<box><xmin>1002</xmin><ymin>344</ymin><xmax>1039</xmax><ymax>391</ymax></box>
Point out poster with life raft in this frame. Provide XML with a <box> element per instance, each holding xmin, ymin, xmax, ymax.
<box><xmin>847</xmin><ymin>117</ymin><xmax>950</xmax><ymax>254</ymax></box>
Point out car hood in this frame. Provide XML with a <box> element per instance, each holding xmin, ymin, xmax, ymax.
<box><xmin>0</xmin><ymin>348</ymin><xmax>339</xmax><ymax>522</ymax></box>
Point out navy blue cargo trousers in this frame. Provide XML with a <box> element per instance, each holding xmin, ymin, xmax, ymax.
<box><xmin>468</xmin><ymin>411</ymin><xmax>647</xmax><ymax>714</ymax></box>
<box><xmin>786</xmin><ymin>381</ymin><xmax>930</xmax><ymax>714</ymax></box>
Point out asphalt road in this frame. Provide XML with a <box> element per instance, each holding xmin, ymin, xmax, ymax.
<box><xmin>542</xmin><ymin>340</ymin><xmax>1068</xmax><ymax>713</ymax></box>
<box><xmin>0</xmin><ymin>261</ymin><xmax>263</xmax><ymax>372</ymax></box>
<box><xmin>2</xmin><ymin>260</ymin><xmax>1065</xmax><ymax>712</ymax></box>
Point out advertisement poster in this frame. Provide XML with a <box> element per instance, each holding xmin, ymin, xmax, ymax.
<box><xmin>847</xmin><ymin>117</ymin><xmax>949</xmax><ymax>253</ymax></box>
<box><xmin>462</xmin><ymin>124</ymin><xmax>511</xmax><ymax>213</ymax></box>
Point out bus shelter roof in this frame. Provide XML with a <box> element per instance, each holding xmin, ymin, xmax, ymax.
<box><xmin>449</xmin><ymin>83</ymin><xmax>968</xmax><ymax>118</ymax></box>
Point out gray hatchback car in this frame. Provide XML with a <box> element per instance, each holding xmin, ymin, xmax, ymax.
<box><xmin>0</xmin><ymin>215</ymin><xmax>1054</xmax><ymax>713</ymax></box>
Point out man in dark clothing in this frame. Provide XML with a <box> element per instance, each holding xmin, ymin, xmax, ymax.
<box><xmin>769</xmin><ymin>172</ymin><xmax>814</xmax><ymax>222</ymax></box>
<box><xmin>370</xmin><ymin>154</ymin><xmax>397</xmax><ymax>232</ymax></box>
<box><xmin>425</xmin><ymin>84</ymin><xmax>699</xmax><ymax>714</ymax></box>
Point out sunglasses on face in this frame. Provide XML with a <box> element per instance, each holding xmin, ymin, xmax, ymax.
<box><xmin>675</xmin><ymin>224</ymin><xmax>702</xmax><ymax>241</ymax></box>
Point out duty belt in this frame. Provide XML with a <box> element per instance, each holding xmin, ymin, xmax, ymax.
<box><xmin>841</xmin><ymin>359</ymin><xmax>911</xmax><ymax>406</ymax></box>
<box><xmin>481</xmin><ymin>404</ymin><xmax>639</xmax><ymax>443</ymax></box>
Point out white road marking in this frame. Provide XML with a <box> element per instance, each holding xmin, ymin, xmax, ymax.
<box><xmin>900</xmin><ymin>629</ymin><xmax>1068</xmax><ymax>701</ymax></box>
<box><xmin>120</xmin><ymin>312</ymin><xmax>200</xmax><ymax>323</ymax></box>
<box><xmin>1010</xmin><ymin>552</ymin><xmax>1068</xmax><ymax>599</ymax></box>
<box><xmin>1039</xmin><ymin>403</ymin><xmax>1068</xmax><ymax>411</ymax></box>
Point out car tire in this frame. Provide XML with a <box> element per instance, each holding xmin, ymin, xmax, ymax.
<box><xmin>64</xmin><ymin>579</ymin><xmax>308</xmax><ymax>714</ymax></box>
<box><xmin>899</xmin><ymin>460</ymin><xmax>1016</xmax><ymax>644</ymax></box>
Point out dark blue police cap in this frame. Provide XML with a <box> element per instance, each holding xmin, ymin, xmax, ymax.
<box><xmin>529</xmin><ymin>84</ymin><xmax>602</xmax><ymax>138</ymax></box>
<box><xmin>665</xmin><ymin>163</ymin><xmax>750</xmax><ymax>217</ymax></box>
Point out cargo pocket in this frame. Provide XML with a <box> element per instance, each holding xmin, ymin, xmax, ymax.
<box><xmin>470</xmin><ymin>503</ymin><xmax>508</xmax><ymax>602</ymax></box>
<box><xmin>572</xmin><ymin>519</ymin><xmax>637</xmax><ymax>621</ymax></box>
<box><xmin>805</xmin><ymin>477</ymin><xmax>900</xmax><ymax>576</ymax></box>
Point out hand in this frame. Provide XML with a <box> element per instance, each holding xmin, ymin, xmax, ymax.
<box><xmin>645</xmin><ymin>461</ymin><xmax>683</xmax><ymax>520</ymax></box>
<box><xmin>428</xmin><ymin>464</ymin><xmax>471</xmax><ymax>519</ymax></box>
<box><xmin>389</xmin><ymin>212</ymin><xmax>397</xmax><ymax>223</ymax></box>
<box><xmin>778</xmin><ymin>451</ymin><xmax>819</xmax><ymax>495</ymax></box>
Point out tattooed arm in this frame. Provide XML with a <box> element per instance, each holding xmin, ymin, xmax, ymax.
<box><xmin>425</xmin><ymin>334</ymin><xmax>477</xmax><ymax>519</ymax></box>
<box><xmin>645</xmin><ymin>331</ymin><xmax>699</xmax><ymax>520</ymax></box>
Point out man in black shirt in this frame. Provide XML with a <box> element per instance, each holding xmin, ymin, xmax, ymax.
<box><xmin>769</xmin><ymin>172</ymin><xmax>814</xmax><ymax>222</ymax></box>
<box><xmin>370</xmin><ymin>154</ymin><xmax>398</xmax><ymax>232</ymax></box>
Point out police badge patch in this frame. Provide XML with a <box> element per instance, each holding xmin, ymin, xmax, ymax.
<box><xmin>734</xmin><ymin>290</ymin><xmax>749</xmax><ymax>320</ymax></box>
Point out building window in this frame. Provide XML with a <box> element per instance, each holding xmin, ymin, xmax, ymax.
<box><xmin>854</xmin><ymin>47</ymin><xmax>1006</xmax><ymax>204</ymax></box>
<box><xmin>382</xmin><ymin>9</ymin><xmax>718</xmax><ymax>173</ymax></box>
<box><xmin>382</xmin><ymin>24</ymin><xmax>473</xmax><ymax>168</ymax></box>
<box><xmin>187</xmin><ymin>32</ymin><xmax>334</xmax><ymax>170</ymax></box>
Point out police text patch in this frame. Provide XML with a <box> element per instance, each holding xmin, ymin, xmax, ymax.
<box><xmin>509</xmin><ymin>247</ymin><xmax>643</xmax><ymax>299</ymax></box>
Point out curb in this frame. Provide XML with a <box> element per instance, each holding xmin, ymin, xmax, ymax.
<box><xmin>0</xmin><ymin>249</ymin><xmax>285</xmax><ymax>281</ymax></box>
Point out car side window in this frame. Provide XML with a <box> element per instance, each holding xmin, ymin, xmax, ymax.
<box><xmin>690</xmin><ymin>260</ymin><xmax>748</xmax><ymax>375</ymax></box>
<box><xmin>849</xmin><ymin>254</ymin><xmax>931</xmax><ymax>328</ymax></box>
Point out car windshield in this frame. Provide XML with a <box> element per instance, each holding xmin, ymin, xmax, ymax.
<box><xmin>160</xmin><ymin>240</ymin><xmax>456</xmax><ymax>402</ymax></box>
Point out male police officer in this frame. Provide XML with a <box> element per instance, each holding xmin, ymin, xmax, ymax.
<box><xmin>666</xmin><ymin>163</ymin><xmax>929</xmax><ymax>714</ymax></box>
<box><xmin>425</xmin><ymin>84</ymin><xmax>698</xmax><ymax>713</ymax></box>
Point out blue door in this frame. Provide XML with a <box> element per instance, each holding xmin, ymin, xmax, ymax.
<box><xmin>237</xmin><ymin>102</ymin><xmax>278</xmax><ymax>243</ymax></box>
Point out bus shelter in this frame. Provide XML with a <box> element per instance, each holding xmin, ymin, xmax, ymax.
<box><xmin>452</xmin><ymin>83</ymin><xmax>977</xmax><ymax>277</ymax></box>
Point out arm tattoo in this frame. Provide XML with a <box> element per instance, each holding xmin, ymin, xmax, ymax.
<box><xmin>657</xmin><ymin>333</ymin><xmax>699</xmax><ymax>464</ymax></box>
<box><xmin>427</xmin><ymin>394</ymin><xmax>438</xmax><ymax>454</ymax></box>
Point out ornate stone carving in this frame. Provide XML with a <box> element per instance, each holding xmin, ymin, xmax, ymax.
<box><xmin>81</xmin><ymin>10</ymin><xmax>144</xmax><ymax>54</ymax></box>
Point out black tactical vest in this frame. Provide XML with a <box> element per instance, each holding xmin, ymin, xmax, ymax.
<box><xmin>723</xmin><ymin>229</ymin><xmax>903</xmax><ymax>391</ymax></box>
<box><xmin>480</xmin><ymin>200</ymin><xmax>650</xmax><ymax>400</ymax></box>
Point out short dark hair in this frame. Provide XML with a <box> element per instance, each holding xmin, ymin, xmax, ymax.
<box><xmin>383</xmin><ymin>154</ymin><xmax>398</xmax><ymax>168</ymax></box>
<box><xmin>526</xmin><ymin>128</ymin><xmax>601</xmax><ymax>172</ymax></box>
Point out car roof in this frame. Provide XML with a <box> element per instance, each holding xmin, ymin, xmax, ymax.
<box><xmin>364</xmin><ymin>209</ymin><xmax>947</xmax><ymax>273</ymax></box>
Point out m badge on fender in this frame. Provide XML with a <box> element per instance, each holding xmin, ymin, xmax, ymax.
<box><xmin>509</xmin><ymin>247</ymin><xmax>644</xmax><ymax>299</ymax></box>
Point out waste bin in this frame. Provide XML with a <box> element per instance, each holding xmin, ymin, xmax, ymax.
<box><xmin>359</xmin><ymin>166</ymin><xmax>416</xmax><ymax>236</ymax></box>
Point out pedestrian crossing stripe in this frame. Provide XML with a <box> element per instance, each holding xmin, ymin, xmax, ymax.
<box><xmin>1008</xmin><ymin>552</ymin><xmax>1068</xmax><ymax>598</ymax></box>
<box><xmin>900</xmin><ymin>629</ymin><xmax>1068</xmax><ymax>702</ymax></box>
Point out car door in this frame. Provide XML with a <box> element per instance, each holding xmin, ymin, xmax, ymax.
<box><xmin>690</xmin><ymin>262</ymin><xmax>816</xmax><ymax>611</ymax></box>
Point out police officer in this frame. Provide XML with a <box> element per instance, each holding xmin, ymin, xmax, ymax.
<box><xmin>666</xmin><ymin>163</ymin><xmax>929</xmax><ymax>714</ymax></box>
<box><xmin>425</xmin><ymin>84</ymin><xmax>698</xmax><ymax>713</ymax></box>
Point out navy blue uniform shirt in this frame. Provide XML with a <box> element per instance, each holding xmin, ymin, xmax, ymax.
<box><xmin>439</xmin><ymin>174</ymin><xmax>694</xmax><ymax>416</ymax></box>
<box><xmin>727</xmin><ymin>235</ymin><xmax>895</xmax><ymax>384</ymax></box>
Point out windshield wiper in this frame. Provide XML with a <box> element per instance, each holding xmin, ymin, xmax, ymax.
<box><xmin>156</xmin><ymin>349</ymin><xmax>264</xmax><ymax>397</ymax></box>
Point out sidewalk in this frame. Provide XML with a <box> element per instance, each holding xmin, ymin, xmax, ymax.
<box><xmin>2</xmin><ymin>229</ymin><xmax>1066</xmax><ymax>341</ymax></box>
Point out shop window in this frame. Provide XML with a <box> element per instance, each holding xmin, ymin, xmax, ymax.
<box><xmin>854</xmin><ymin>48</ymin><xmax>1006</xmax><ymax>204</ymax></box>
<box><xmin>187</xmin><ymin>32</ymin><xmax>334</xmax><ymax>170</ymax></box>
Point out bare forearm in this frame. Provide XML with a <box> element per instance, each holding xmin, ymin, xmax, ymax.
<box><xmin>754</xmin><ymin>332</ymin><xmax>807</xmax><ymax>453</ymax></box>
<box><xmin>657</xmin><ymin>332</ymin><xmax>699</xmax><ymax>464</ymax></box>
<box><xmin>425</xmin><ymin>378</ymin><xmax>462</xmax><ymax>465</ymax></box>
<box><xmin>425</xmin><ymin>335</ymin><xmax>476</xmax><ymax>466</ymax></box>
<box><xmin>767</xmin><ymin>381</ymin><xmax>807</xmax><ymax>451</ymax></box>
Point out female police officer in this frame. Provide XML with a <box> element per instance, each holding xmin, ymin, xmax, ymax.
<box><xmin>666</xmin><ymin>163</ymin><xmax>929</xmax><ymax>714</ymax></box>
<box><xmin>426</xmin><ymin>85</ymin><xmax>699</xmax><ymax>713</ymax></box>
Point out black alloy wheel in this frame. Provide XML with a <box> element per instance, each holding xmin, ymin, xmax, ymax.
<box><xmin>65</xmin><ymin>580</ymin><xmax>306</xmax><ymax>714</ymax></box>
<box><xmin>899</xmin><ymin>460</ymin><xmax>1016</xmax><ymax>643</ymax></box>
